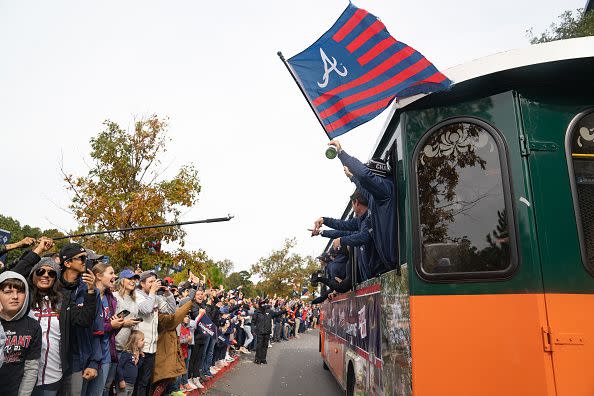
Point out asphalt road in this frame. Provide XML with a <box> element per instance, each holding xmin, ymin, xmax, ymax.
<box><xmin>206</xmin><ymin>329</ymin><xmax>343</xmax><ymax>396</ymax></box>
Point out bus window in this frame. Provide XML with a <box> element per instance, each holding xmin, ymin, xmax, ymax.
<box><xmin>414</xmin><ymin>119</ymin><xmax>515</xmax><ymax>279</ymax></box>
<box><xmin>568</xmin><ymin>110</ymin><xmax>594</xmax><ymax>275</ymax></box>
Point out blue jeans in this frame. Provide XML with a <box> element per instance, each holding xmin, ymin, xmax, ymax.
<box><xmin>32</xmin><ymin>388</ymin><xmax>58</xmax><ymax>396</ymax></box>
<box><xmin>201</xmin><ymin>335</ymin><xmax>216</xmax><ymax>375</ymax></box>
<box><xmin>243</xmin><ymin>325</ymin><xmax>253</xmax><ymax>348</ymax></box>
<box><xmin>81</xmin><ymin>362</ymin><xmax>110</xmax><ymax>396</ymax></box>
<box><xmin>102</xmin><ymin>362</ymin><xmax>118</xmax><ymax>396</ymax></box>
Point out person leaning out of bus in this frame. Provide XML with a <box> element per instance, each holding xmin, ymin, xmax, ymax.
<box><xmin>311</xmin><ymin>190</ymin><xmax>375</xmax><ymax>282</ymax></box>
<box><xmin>329</xmin><ymin>139</ymin><xmax>397</xmax><ymax>277</ymax></box>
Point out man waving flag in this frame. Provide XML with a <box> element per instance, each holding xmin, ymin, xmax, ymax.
<box><xmin>280</xmin><ymin>3</ymin><xmax>451</xmax><ymax>138</ymax></box>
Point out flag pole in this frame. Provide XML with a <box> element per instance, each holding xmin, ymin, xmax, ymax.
<box><xmin>52</xmin><ymin>215</ymin><xmax>235</xmax><ymax>240</ymax></box>
<box><xmin>277</xmin><ymin>51</ymin><xmax>330</xmax><ymax>141</ymax></box>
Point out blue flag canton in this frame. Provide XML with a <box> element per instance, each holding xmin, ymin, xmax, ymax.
<box><xmin>287</xmin><ymin>3</ymin><xmax>451</xmax><ymax>138</ymax></box>
<box><xmin>198</xmin><ymin>314</ymin><xmax>218</xmax><ymax>337</ymax></box>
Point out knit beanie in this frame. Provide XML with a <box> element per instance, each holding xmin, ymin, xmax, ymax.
<box><xmin>30</xmin><ymin>257</ymin><xmax>61</xmax><ymax>280</ymax></box>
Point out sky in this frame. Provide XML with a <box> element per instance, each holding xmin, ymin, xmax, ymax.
<box><xmin>0</xmin><ymin>0</ymin><xmax>585</xmax><ymax>274</ymax></box>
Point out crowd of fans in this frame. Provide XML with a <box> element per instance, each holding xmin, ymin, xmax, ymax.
<box><xmin>0</xmin><ymin>140</ymin><xmax>391</xmax><ymax>396</ymax></box>
<box><xmin>0</xmin><ymin>238</ymin><xmax>319</xmax><ymax>396</ymax></box>
<box><xmin>309</xmin><ymin>139</ymin><xmax>398</xmax><ymax>303</ymax></box>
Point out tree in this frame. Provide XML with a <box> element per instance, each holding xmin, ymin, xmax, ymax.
<box><xmin>528</xmin><ymin>8</ymin><xmax>594</xmax><ymax>44</ymax></box>
<box><xmin>214</xmin><ymin>259</ymin><xmax>234</xmax><ymax>278</ymax></box>
<box><xmin>251</xmin><ymin>238</ymin><xmax>318</xmax><ymax>297</ymax></box>
<box><xmin>63</xmin><ymin>115</ymin><xmax>202</xmax><ymax>270</ymax></box>
<box><xmin>224</xmin><ymin>270</ymin><xmax>254</xmax><ymax>296</ymax></box>
<box><xmin>0</xmin><ymin>214</ymin><xmax>67</xmax><ymax>264</ymax></box>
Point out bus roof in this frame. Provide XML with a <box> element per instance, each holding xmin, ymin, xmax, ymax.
<box><xmin>395</xmin><ymin>36</ymin><xmax>594</xmax><ymax>111</ymax></box>
<box><xmin>369</xmin><ymin>36</ymin><xmax>594</xmax><ymax>157</ymax></box>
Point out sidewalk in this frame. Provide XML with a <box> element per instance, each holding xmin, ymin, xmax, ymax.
<box><xmin>182</xmin><ymin>355</ymin><xmax>242</xmax><ymax>395</ymax></box>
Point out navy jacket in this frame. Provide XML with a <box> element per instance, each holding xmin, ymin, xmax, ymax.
<box><xmin>68</xmin><ymin>280</ymin><xmax>103</xmax><ymax>372</ymax></box>
<box><xmin>116</xmin><ymin>351</ymin><xmax>143</xmax><ymax>384</ymax></box>
<box><xmin>323</xmin><ymin>213</ymin><xmax>375</xmax><ymax>281</ymax></box>
<box><xmin>327</xmin><ymin>253</ymin><xmax>348</xmax><ymax>280</ymax></box>
<box><xmin>339</xmin><ymin>150</ymin><xmax>397</xmax><ymax>273</ymax></box>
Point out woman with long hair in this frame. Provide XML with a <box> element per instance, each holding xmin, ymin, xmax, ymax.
<box><xmin>28</xmin><ymin>257</ymin><xmax>63</xmax><ymax>396</ymax></box>
<box><xmin>112</xmin><ymin>269</ymin><xmax>141</xmax><ymax>353</ymax></box>
<box><xmin>104</xmin><ymin>269</ymin><xmax>140</xmax><ymax>396</ymax></box>
<box><xmin>81</xmin><ymin>263</ymin><xmax>123</xmax><ymax>396</ymax></box>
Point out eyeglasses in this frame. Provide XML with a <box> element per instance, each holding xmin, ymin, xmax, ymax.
<box><xmin>70</xmin><ymin>255</ymin><xmax>88</xmax><ymax>263</ymax></box>
<box><xmin>35</xmin><ymin>268</ymin><xmax>57</xmax><ymax>278</ymax></box>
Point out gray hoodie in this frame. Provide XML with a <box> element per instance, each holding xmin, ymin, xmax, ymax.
<box><xmin>0</xmin><ymin>271</ymin><xmax>40</xmax><ymax>396</ymax></box>
<box><xmin>0</xmin><ymin>271</ymin><xmax>30</xmax><ymax>321</ymax></box>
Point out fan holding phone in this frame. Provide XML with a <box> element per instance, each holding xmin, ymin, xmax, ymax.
<box><xmin>113</xmin><ymin>269</ymin><xmax>143</xmax><ymax>356</ymax></box>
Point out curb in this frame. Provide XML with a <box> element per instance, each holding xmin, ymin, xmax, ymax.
<box><xmin>184</xmin><ymin>355</ymin><xmax>242</xmax><ymax>395</ymax></box>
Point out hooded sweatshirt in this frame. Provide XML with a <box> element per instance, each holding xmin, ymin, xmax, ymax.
<box><xmin>0</xmin><ymin>271</ymin><xmax>42</xmax><ymax>396</ymax></box>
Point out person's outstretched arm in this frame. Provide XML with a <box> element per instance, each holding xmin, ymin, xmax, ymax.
<box><xmin>330</xmin><ymin>140</ymin><xmax>391</xmax><ymax>200</ymax></box>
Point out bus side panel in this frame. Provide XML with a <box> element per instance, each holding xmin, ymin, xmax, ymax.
<box><xmin>409</xmin><ymin>294</ymin><xmax>556</xmax><ymax>396</ymax></box>
<box><xmin>543</xmin><ymin>294</ymin><xmax>594</xmax><ymax>395</ymax></box>
<box><xmin>325</xmin><ymin>331</ymin><xmax>346</xmax><ymax>387</ymax></box>
<box><xmin>380</xmin><ymin>268</ymin><xmax>412</xmax><ymax>395</ymax></box>
<box><xmin>322</xmin><ymin>300</ymin><xmax>346</xmax><ymax>388</ymax></box>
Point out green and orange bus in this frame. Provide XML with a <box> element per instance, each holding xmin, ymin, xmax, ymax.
<box><xmin>318</xmin><ymin>36</ymin><xmax>594</xmax><ymax>396</ymax></box>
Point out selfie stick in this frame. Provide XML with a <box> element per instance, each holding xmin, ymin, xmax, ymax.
<box><xmin>52</xmin><ymin>215</ymin><xmax>235</xmax><ymax>240</ymax></box>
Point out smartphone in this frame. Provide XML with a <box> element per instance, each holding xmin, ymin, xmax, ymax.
<box><xmin>117</xmin><ymin>310</ymin><xmax>131</xmax><ymax>319</ymax></box>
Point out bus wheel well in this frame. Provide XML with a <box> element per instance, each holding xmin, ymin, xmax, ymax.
<box><xmin>346</xmin><ymin>362</ymin><xmax>355</xmax><ymax>396</ymax></box>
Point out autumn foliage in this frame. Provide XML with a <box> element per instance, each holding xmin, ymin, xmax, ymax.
<box><xmin>63</xmin><ymin>115</ymin><xmax>202</xmax><ymax>271</ymax></box>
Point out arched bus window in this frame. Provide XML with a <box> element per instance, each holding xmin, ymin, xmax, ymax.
<box><xmin>567</xmin><ymin>110</ymin><xmax>594</xmax><ymax>276</ymax></box>
<box><xmin>413</xmin><ymin>118</ymin><xmax>517</xmax><ymax>280</ymax></box>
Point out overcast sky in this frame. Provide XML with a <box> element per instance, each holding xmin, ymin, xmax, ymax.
<box><xmin>0</xmin><ymin>0</ymin><xmax>584</xmax><ymax>274</ymax></box>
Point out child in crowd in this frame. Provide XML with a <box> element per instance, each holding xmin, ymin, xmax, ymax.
<box><xmin>116</xmin><ymin>330</ymin><xmax>145</xmax><ymax>396</ymax></box>
<box><xmin>0</xmin><ymin>272</ymin><xmax>42</xmax><ymax>396</ymax></box>
<box><xmin>178</xmin><ymin>315</ymin><xmax>194</xmax><ymax>391</ymax></box>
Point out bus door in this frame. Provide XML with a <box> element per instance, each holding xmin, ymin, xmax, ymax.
<box><xmin>520</xmin><ymin>94</ymin><xmax>594</xmax><ymax>396</ymax></box>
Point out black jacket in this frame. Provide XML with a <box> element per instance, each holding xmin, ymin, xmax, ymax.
<box><xmin>58</xmin><ymin>275</ymin><xmax>98</xmax><ymax>374</ymax></box>
<box><xmin>191</xmin><ymin>301</ymin><xmax>208</xmax><ymax>344</ymax></box>
<box><xmin>252</xmin><ymin>307</ymin><xmax>283</xmax><ymax>335</ymax></box>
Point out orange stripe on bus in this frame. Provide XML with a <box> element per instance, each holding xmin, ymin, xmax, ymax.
<box><xmin>410</xmin><ymin>294</ymin><xmax>556</xmax><ymax>396</ymax></box>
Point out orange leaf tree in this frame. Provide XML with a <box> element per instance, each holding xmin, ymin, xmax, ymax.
<box><xmin>64</xmin><ymin>115</ymin><xmax>202</xmax><ymax>272</ymax></box>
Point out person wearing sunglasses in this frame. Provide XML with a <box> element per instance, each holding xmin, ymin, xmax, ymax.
<box><xmin>10</xmin><ymin>241</ymin><xmax>98</xmax><ymax>396</ymax></box>
<box><xmin>29</xmin><ymin>257</ymin><xmax>63</xmax><ymax>396</ymax></box>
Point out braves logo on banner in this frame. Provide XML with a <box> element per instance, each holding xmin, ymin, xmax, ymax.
<box><xmin>198</xmin><ymin>314</ymin><xmax>217</xmax><ymax>337</ymax></box>
<box><xmin>284</xmin><ymin>3</ymin><xmax>451</xmax><ymax>138</ymax></box>
<box><xmin>318</xmin><ymin>48</ymin><xmax>348</xmax><ymax>88</ymax></box>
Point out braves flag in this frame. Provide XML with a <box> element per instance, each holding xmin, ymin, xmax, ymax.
<box><xmin>217</xmin><ymin>325</ymin><xmax>237</xmax><ymax>346</ymax></box>
<box><xmin>0</xmin><ymin>229</ymin><xmax>11</xmax><ymax>264</ymax></box>
<box><xmin>197</xmin><ymin>314</ymin><xmax>218</xmax><ymax>338</ymax></box>
<box><xmin>286</xmin><ymin>3</ymin><xmax>451</xmax><ymax>138</ymax></box>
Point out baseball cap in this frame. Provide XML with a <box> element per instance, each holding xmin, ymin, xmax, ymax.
<box><xmin>59</xmin><ymin>243</ymin><xmax>86</xmax><ymax>264</ymax></box>
<box><xmin>119</xmin><ymin>269</ymin><xmax>140</xmax><ymax>280</ymax></box>
<box><xmin>365</xmin><ymin>158</ymin><xmax>390</xmax><ymax>177</ymax></box>
<box><xmin>139</xmin><ymin>271</ymin><xmax>157</xmax><ymax>282</ymax></box>
<box><xmin>86</xmin><ymin>249</ymin><xmax>105</xmax><ymax>261</ymax></box>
